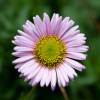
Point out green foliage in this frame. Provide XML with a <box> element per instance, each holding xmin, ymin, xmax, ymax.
<box><xmin>0</xmin><ymin>0</ymin><xmax>100</xmax><ymax>100</ymax></box>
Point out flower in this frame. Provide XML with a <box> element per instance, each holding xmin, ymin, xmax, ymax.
<box><xmin>12</xmin><ymin>13</ymin><xmax>88</xmax><ymax>90</ymax></box>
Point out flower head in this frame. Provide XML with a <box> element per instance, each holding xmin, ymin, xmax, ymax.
<box><xmin>12</xmin><ymin>13</ymin><xmax>88</xmax><ymax>90</ymax></box>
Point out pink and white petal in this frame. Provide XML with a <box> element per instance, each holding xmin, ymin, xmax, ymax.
<box><xmin>12</xmin><ymin>52</ymin><xmax>32</xmax><ymax>57</ymax></box>
<box><xmin>14</xmin><ymin>36</ymin><xmax>33</xmax><ymax>48</ymax></box>
<box><xmin>59</xmin><ymin>65</ymin><xmax>69</xmax><ymax>83</ymax></box>
<box><xmin>43</xmin><ymin>13</ymin><xmax>52</xmax><ymax>34</ymax></box>
<box><xmin>66</xmin><ymin>37</ymin><xmax>86</xmax><ymax>45</ymax></box>
<box><xmin>46</xmin><ymin>69</ymin><xmax>52</xmax><ymax>87</ymax></box>
<box><xmin>17</xmin><ymin>30</ymin><xmax>34</xmax><ymax>41</ymax></box>
<box><xmin>61</xmin><ymin>25</ymin><xmax>79</xmax><ymax>39</ymax></box>
<box><xmin>51</xmin><ymin>69</ymin><xmax>56</xmax><ymax>90</ymax></box>
<box><xmin>18</xmin><ymin>62</ymin><xmax>36</xmax><ymax>75</ymax></box>
<box><xmin>58</xmin><ymin>17</ymin><xmax>75</xmax><ymax>37</ymax></box>
<box><xmin>67</xmin><ymin>46</ymin><xmax>88</xmax><ymax>53</ymax></box>
<box><xmin>18</xmin><ymin>59</ymin><xmax>37</xmax><ymax>74</ymax></box>
<box><xmin>14</xmin><ymin>46</ymin><xmax>33</xmax><ymax>52</ymax></box>
<box><xmin>63</xmin><ymin>33</ymin><xmax>86</xmax><ymax>43</ymax></box>
<box><xmin>62</xmin><ymin>63</ymin><xmax>77</xmax><ymax>80</ymax></box>
<box><xmin>26</xmin><ymin>66</ymin><xmax>41</xmax><ymax>80</ymax></box>
<box><xmin>67</xmin><ymin>52</ymin><xmax>87</xmax><ymax>60</ymax></box>
<box><xmin>64</xmin><ymin>58</ymin><xmax>85</xmax><ymax>71</ymax></box>
<box><xmin>33</xmin><ymin>15</ymin><xmax>46</xmax><ymax>36</ymax></box>
<box><xmin>51</xmin><ymin>13</ymin><xmax>59</xmax><ymax>33</ymax></box>
<box><xmin>15</xmin><ymin>63</ymin><xmax>23</xmax><ymax>69</ymax></box>
<box><xmin>15</xmin><ymin>36</ymin><xmax>34</xmax><ymax>44</ymax></box>
<box><xmin>66</xmin><ymin>40</ymin><xmax>86</xmax><ymax>48</ymax></box>
<box><xmin>51</xmin><ymin>13</ymin><xmax>62</xmax><ymax>34</ymax></box>
<box><xmin>51</xmin><ymin>13</ymin><xmax>59</xmax><ymax>25</ymax></box>
<box><xmin>13</xmin><ymin>55</ymin><xmax>33</xmax><ymax>64</ymax></box>
<box><xmin>54</xmin><ymin>16</ymin><xmax>62</xmax><ymax>35</ymax></box>
<box><xmin>33</xmin><ymin>67</ymin><xmax>45</xmax><ymax>84</ymax></box>
<box><xmin>13</xmin><ymin>40</ymin><xmax>33</xmax><ymax>48</ymax></box>
<box><xmin>56</xmin><ymin>67</ymin><xmax>66</xmax><ymax>87</ymax></box>
<box><xmin>28</xmin><ymin>78</ymin><xmax>34</xmax><ymax>86</ymax></box>
<box><xmin>23</xmin><ymin>23</ymin><xmax>39</xmax><ymax>39</ymax></box>
<box><xmin>40</xmin><ymin>68</ymin><xmax>48</xmax><ymax>87</ymax></box>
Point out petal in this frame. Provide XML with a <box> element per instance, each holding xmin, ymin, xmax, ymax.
<box><xmin>64</xmin><ymin>58</ymin><xmax>85</xmax><ymax>71</ymax></box>
<box><xmin>15</xmin><ymin>63</ymin><xmax>23</xmax><ymax>69</ymax></box>
<box><xmin>23</xmin><ymin>21</ymin><xmax>39</xmax><ymax>39</ymax></box>
<box><xmin>12</xmin><ymin>52</ymin><xmax>32</xmax><ymax>57</ymax></box>
<box><xmin>61</xmin><ymin>25</ymin><xmax>79</xmax><ymax>39</ymax></box>
<box><xmin>18</xmin><ymin>59</ymin><xmax>36</xmax><ymax>74</ymax></box>
<box><xmin>56</xmin><ymin>67</ymin><xmax>66</xmax><ymax>87</ymax></box>
<box><xmin>33</xmin><ymin>15</ymin><xmax>46</xmax><ymax>36</ymax></box>
<box><xmin>14</xmin><ymin>46</ymin><xmax>33</xmax><ymax>52</ymax></box>
<box><xmin>26</xmin><ymin>66</ymin><xmax>41</xmax><ymax>80</ymax></box>
<box><xmin>46</xmin><ymin>69</ymin><xmax>52</xmax><ymax>87</ymax></box>
<box><xmin>14</xmin><ymin>36</ymin><xmax>34</xmax><ymax>48</ymax></box>
<box><xmin>67</xmin><ymin>52</ymin><xmax>87</xmax><ymax>60</ymax></box>
<box><xmin>63</xmin><ymin>33</ymin><xmax>86</xmax><ymax>43</ymax></box>
<box><xmin>51</xmin><ymin>69</ymin><xmax>56</xmax><ymax>90</ymax></box>
<box><xmin>33</xmin><ymin>67</ymin><xmax>45</xmax><ymax>84</ymax></box>
<box><xmin>58</xmin><ymin>17</ymin><xmax>75</xmax><ymax>37</ymax></box>
<box><xmin>51</xmin><ymin>13</ymin><xmax>62</xmax><ymax>34</ymax></box>
<box><xmin>28</xmin><ymin>67</ymin><xmax>42</xmax><ymax>86</ymax></box>
<box><xmin>51</xmin><ymin>13</ymin><xmax>59</xmax><ymax>32</ymax></box>
<box><xmin>66</xmin><ymin>40</ymin><xmax>86</xmax><ymax>48</ymax></box>
<box><xmin>62</xmin><ymin>63</ymin><xmax>77</xmax><ymax>80</ymax></box>
<box><xmin>43</xmin><ymin>13</ymin><xmax>52</xmax><ymax>34</ymax></box>
<box><xmin>59</xmin><ymin>65</ymin><xmax>69</xmax><ymax>83</ymax></box>
<box><xmin>67</xmin><ymin>46</ymin><xmax>89</xmax><ymax>53</ymax></box>
<box><xmin>40</xmin><ymin>68</ymin><xmax>48</xmax><ymax>87</ymax></box>
<box><xmin>17</xmin><ymin>30</ymin><xmax>34</xmax><ymax>41</ymax></box>
<box><xmin>13</xmin><ymin>55</ymin><xmax>33</xmax><ymax>64</ymax></box>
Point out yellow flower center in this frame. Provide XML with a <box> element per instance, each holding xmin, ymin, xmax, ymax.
<box><xmin>33</xmin><ymin>35</ymin><xmax>66</xmax><ymax>69</ymax></box>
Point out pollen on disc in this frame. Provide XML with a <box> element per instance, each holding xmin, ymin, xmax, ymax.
<box><xmin>33</xmin><ymin>35</ymin><xmax>66</xmax><ymax>69</ymax></box>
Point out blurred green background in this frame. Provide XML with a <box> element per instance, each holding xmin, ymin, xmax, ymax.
<box><xmin>0</xmin><ymin>0</ymin><xmax>100</xmax><ymax>100</ymax></box>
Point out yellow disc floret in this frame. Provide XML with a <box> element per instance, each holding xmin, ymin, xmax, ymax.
<box><xmin>33</xmin><ymin>35</ymin><xmax>66</xmax><ymax>69</ymax></box>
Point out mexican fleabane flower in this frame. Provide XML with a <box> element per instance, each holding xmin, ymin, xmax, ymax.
<box><xmin>12</xmin><ymin>13</ymin><xmax>88</xmax><ymax>90</ymax></box>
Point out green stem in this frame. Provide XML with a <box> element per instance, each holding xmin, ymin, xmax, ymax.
<box><xmin>22</xmin><ymin>87</ymin><xmax>35</xmax><ymax>100</ymax></box>
<box><xmin>60</xmin><ymin>87</ymin><xmax>69</xmax><ymax>100</ymax></box>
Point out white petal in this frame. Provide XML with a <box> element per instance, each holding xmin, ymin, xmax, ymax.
<box><xmin>65</xmin><ymin>58</ymin><xmax>85</xmax><ymax>71</ymax></box>
<box><xmin>63</xmin><ymin>33</ymin><xmax>86</xmax><ymax>43</ymax></box>
<box><xmin>18</xmin><ymin>60</ymin><xmax>34</xmax><ymax>71</ymax></box>
<box><xmin>56</xmin><ymin>68</ymin><xmax>66</xmax><ymax>87</ymax></box>
<box><xmin>34</xmin><ymin>67</ymin><xmax>45</xmax><ymax>84</ymax></box>
<box><xmin>51</xmin><ymin>69</ymin><xmax>56</xmax><ymax>90</ymax></box>
<box><xmin>67</xmin><ymin>52</ymin><xmax>87</xmax><ymax>60</ymax></box>
<box><xmin>17</xmin><ymin>30</ymin><xmax>33</xmax><ymax>41</ymax></box>
<box><xmin>15</xmin><ymin>63</ymin><xmax>23</xmax><ymax>69</ymax></box>
<box><xmin>12</xmin><ymin>52</ymin><xmax>32</xmax><ymax>57</ymax></box>
<box><xmin>26</xmin><ymin>66</ymin><xmax>41</xmax><ymax>80</ymax></box>
<box><xmin>62</xmin><ymin>63</ymin><xmax>77</xmax><ymax>80</ymax></box>
<box><xmin>40</xmin><ymin>68</ymin><xmax>48</xmax><ymax>87</ymax></box>
<box><xmin>18</xmin><ymin>60</ymin><xmax>36</xmax><ymax>74</ymax></box>
<box><xmin>66</xmin><ymin>40</ymin><xmax>86</xmax><ymax>47</ymax></box>
<box><xmin>67</xmin><ymin>46</ymin><xmax>88</xmax><ymax>53</ymax></box>
<box><xmin>23</xmin><ymin>22</ymin><xmax>39</xmax><ymax>39</ymax></box>
<box><xmin>43</xmin><ymin>13</ymin><xmax>52</xmax><ymax>34</ymax></box>
<box><xmin>58</xmin><ymin>18</ymin><xmax>75</xmax><ymax>37</ymax></box>
<box><xmin>14</xmin><ymin>46</ymin><xmax>33</xmax><ymax>52</ymax></box>
<box><xmin>13</xmin><ymin>55</ymin><xmax>33</xmax><ymax>63</ymax></box>
<box><xmin>46</xmin><ymin>69</ymin><xmax>52</xmax><ymax>87</ymax></box>
<box><xmin>14</xmin><ymin>36</ymin><xmax>33</xmax><ymax>48</ymax></box>
<box><xmin>59</xmin><ymin>65</ymin><xmax>69</xmax><ymax>83</ymax></box>
<box><xmin>33</xmin><ymin>15</ymin><xmax>46</xmax><ymax>35</ymax></box>
<box><xmin>61</xmin><ymin>25</ymin><xmax>79</xmax><ymax>39</ymax></box>
<box><xmin>51</xmin><ymin>13</ymin><xmax>62</xmax><ymax>34</ymax></box>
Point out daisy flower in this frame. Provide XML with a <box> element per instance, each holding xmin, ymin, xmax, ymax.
<box><xmin>12</xmin><ymin>13</ymin><xmax>88</xmax><ymax>90</ymax></box>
